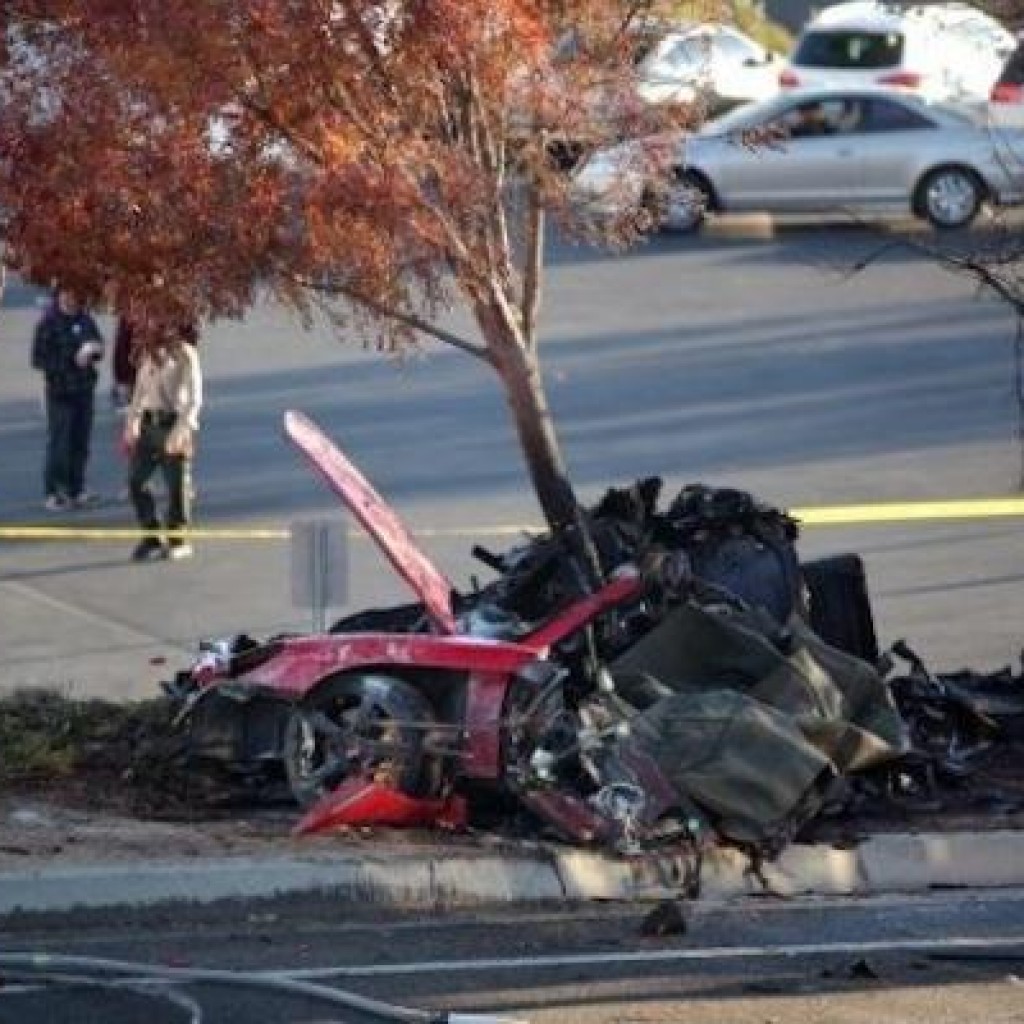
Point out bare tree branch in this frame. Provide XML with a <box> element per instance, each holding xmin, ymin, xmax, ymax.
<box><xmin>842</xmin><ymin>227</ymin><xmax>1024</xmax><ymax>313</ymax></box>
<box><xmin>295</xmin><ymin>272</ymin><xmax>493</xmax><ymax>362</ymax></box>
<box><xmin>838</xmin><ymin>220</ymin><xmax>1024</xmax><ymax>490</ymax></box>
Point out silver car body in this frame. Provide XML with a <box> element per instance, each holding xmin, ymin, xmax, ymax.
<box><xmin>572</xmin><ymin>86</ymin><xmax>1024</xmax><ymax>225</ymax></box>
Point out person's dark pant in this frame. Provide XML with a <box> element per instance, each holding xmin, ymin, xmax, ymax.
<box><xmin>44</xmin><ymin>390</ymin><xmax>94</xmax><ymax>499</ymax></box>
<box><xmin>130</xmin><ymin>414</ymin><xmax>192</xmax><ymax>540</ymax></box>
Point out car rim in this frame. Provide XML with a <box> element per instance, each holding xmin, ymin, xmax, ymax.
<box><xmin>283</xmin><ymin>676</ymin><xmax>430</xmax><ymax>806</ymax></box>
<box><xmin>286</xmin><ymin>710</ymin><xmax>352</xmax><ymax>800</ymax></box>
<box><xmin>926</xmin><ymin>172</ymin><xmax>976</xmax><ymax>226</ymax></box>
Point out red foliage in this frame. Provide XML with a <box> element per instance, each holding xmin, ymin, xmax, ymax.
<box><xmin>0</xmin><ymin>1</ymin><xmax>695</xmax><ymax>528</ymax></box>
<box><xmin>1</xmin><ymin>1</ymin><xmax>686</xmax><ymax>327</ymax></box>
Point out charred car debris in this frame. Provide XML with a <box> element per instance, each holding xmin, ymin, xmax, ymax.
<box><xmin>163</xmin><ymin>411</ymin><xmax>1024</xmax><ymax>861</ymax></box>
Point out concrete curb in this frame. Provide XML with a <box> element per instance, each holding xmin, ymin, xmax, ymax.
<box><xmin>700</xmin><ymin>212</ymin><xmax>928</xmax><ymax>240</ymax></box>
<box><xmin>702</xmin><ymin>213</ymin><xmax>775</xmax><ymax>240</ymax></box>
<box><xmin>3</xmin><ymin>831</ymin><xmax>1024</xmax><ymax>916</ymax></box>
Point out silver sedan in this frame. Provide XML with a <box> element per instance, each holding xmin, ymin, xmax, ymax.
<box><xmin>572</xmin><ymin>87</ymin><xmax>1024</xmax><ymax>230</ymax></box>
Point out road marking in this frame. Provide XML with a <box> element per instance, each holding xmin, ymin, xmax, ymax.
<box><xmin>276</xmin><ymin>934</ymin><xmax>1024</xmax><ymax>979</ymax></box>
<box><xmin>1</xmin><ymin>498</ymin><xmax>1023</xmax><ymax>541</ymax></box>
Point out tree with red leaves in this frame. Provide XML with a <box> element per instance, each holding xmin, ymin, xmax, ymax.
<box><xmin>0</xmin><ymin>0</ymin><xmax>696</xmax><ymax>556</ymax></box>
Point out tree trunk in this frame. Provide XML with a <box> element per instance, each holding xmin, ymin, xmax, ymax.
<box><xmin>483</xmin><ymin>311</ymin><xmax>604</xmax><ymax>586</ymax></box>
<box><xmin>500</xmin><ymin>339</ymin><xmax>576</xmax><ymax>528</ymax></box>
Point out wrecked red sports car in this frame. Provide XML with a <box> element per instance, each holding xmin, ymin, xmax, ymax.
<box><xmin>164</xmin><ymin>411</ymin><xmax>1012</xmax><ymax>857</ymax></box>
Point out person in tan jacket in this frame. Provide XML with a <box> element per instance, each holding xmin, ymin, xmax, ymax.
<box><xmin>122</xmin><ymin>322</ymin><xmax>203</xmax><ymax>561</ymax></box>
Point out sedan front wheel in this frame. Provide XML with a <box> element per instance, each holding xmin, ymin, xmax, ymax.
<box><xmin>283</xmin><ymin>673</ymin><xmax>440</xmax><ymax>808</ymax></box>
<box><xmin>916</xmin><ymin>167</ymin><xmax>984</xmax><ymax>229</ymax></box>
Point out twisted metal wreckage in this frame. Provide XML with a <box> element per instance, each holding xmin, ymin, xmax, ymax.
<box><xmin>164</xmin><ymin>411</ymin><xmax>1024</xmax><ymax>866</ymax></box>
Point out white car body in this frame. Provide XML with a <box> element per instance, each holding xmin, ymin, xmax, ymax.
<box><xmin>782</xmin><ymin>1</ymin><xmax>1015</xmax><ymax>103</ymax></box>
<box><xmin>637</xmin><ymin>23</ymin><xmax>782</xmax><ymax>110</ymax></box>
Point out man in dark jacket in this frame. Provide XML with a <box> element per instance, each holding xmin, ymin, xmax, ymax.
<box><xmin>31</xmin><ymin>287</ymin><xmax>106</xmax><ymax>510</ymax></box>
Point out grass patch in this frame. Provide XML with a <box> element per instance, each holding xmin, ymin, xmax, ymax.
<box><xmin>0</xmin><ymin>689</ymin><xmax>188</xmax><ymax>810</ymax></box>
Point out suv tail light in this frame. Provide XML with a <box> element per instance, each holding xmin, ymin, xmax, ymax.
<box><xmin>877</xmin><ymin>70</ymin><xmax>922</xmax><ymax>88</ymax></box>
<box><xmin>991</xmin><ymin>82</ymin><xmax>1024</xmax><ymax>103</ymax></box>
<box><xmin>780</xmin><ymin>68</ymin><xmax>800</xmax><ymax>87</ymax></box>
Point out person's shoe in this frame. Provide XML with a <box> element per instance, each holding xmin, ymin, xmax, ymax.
<box><xmin>167</xmin><ymin>542</ymin><xmax>194</xmax><ymax>561</ymax></box>
<box><xmin>43</xmin><ymin>494</ymin><xmax>69</xmax><ymax>512</ymax></box>
<box><xmin>71</xmin><ymin>490</ymin><xmax>100</xmax><ymax>508</ymax></box>
<box><xmin>132</xmin><ymin>537</ymin><xmax>166</xmax><ymax>562</ymax></box>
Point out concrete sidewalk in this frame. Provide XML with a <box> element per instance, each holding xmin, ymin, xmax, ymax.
<box><xmin>3</xmin><ymin>828</ymin><xmax>1024</xmax><ymax>917</ymax></box>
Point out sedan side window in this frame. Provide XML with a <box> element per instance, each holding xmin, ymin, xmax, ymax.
<box><xmin>860</xmin><ymin>98</ymin><xmax>934</xmax><ymax>132</ymax></box>
<box><xmin>829</xmin><ymin>99</ymin><xmax>865</xmax><ymax>134</ymax></box>
<box><xmin>783</xmin><ymin>99</ymin><xmax>850</xmax><ymax>138</ymax></box>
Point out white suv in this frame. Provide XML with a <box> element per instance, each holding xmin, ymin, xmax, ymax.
<box><xmin>782</xmin><ymin>1</ymin><xmax>1014</xmax><ymax>102</ymax></box>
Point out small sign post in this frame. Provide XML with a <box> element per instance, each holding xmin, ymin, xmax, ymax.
<box><xmin>290</xmin><ymin>518</ymin><xmax>348</xmax><ymax>632</ymax></box>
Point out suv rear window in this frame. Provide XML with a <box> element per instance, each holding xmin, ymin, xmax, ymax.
<box><xmin>793</xmin><ymin>30</ymin><xmax>904</xmax><ymax>69</ymax></box>
<box><xmin>997</xmin><ymin>41</ymin><xmax>1024</xmax><ymax>85</ymax></box>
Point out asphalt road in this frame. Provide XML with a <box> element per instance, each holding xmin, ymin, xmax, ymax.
<box><xmin>3</xmin><ymin>222</ymin><xmax>1023</xmax><ymax>1022</ymax></box>
<box><xmin>3</xmin><ymin>888</ymin><xmax>1024</xmax><ymax>1023</ymax></box>
<box><xmin>1</xmin><ymin>222</ymin><xmax>1022</xmax><ymax>698</ymax></box>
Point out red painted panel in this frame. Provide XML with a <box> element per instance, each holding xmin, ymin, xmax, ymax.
<box><xmin>524</xmin><ymin>570</ymin><xmax>640</xmax><ymax>648</ymax></box>
<box><xmin>461</xmin><ymin>671</ymin><xmax>514</xmax><ymax>779</ymax></box>
<box><xmin>294</xmin><ymin>779</ymin><xmax>468</xmax><ymax>834</ymax></box>
<box><xmin>236</xmin><ymin>632</ymin><xmax>543</xmax><ymax>697</ymax></box>
<box><xmin>284</xmin><ymin>410</ymin><xmax>457</xmax><ymax>634</ymax></box>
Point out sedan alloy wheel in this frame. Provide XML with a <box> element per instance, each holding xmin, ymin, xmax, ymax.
<box><xmin>918</xmin><ymin>167</ymin><xmax>983</xmax><ymax>229</ymax></box>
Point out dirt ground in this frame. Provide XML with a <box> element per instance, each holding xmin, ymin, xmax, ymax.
<box><xmin>1</xmin><ymin>706</ymin><xmax>1022</xmax><ymax>870</ymax></box>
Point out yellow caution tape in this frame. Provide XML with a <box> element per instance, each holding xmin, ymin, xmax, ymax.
<box><xmin>0</xmin><ymin>526</ymin><xmax>290</xmax><ymax>540</ymax></box>
<box><xmin>791</xmin><ymin>498</ymin><xmax>1024</xmax><ymax>525</ymax></box>
<box><xmin>0</xmin><ymin>498</ymin><xmax>1023</xmax><ymax>541</ymax></box>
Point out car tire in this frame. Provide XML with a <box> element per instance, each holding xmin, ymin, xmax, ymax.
<box><xmin>283</xmin><ymin>672</ymin><xmax>441</xmax><ymax>807</ymax></box>
<box><xmin>646</xmin><ymin>170</ymin><xmax>710</xmax><ymax>233</ymax></box>
<box><xmin>915</xmin><ymin>166</ymin><xmax>984</xmax><ymax>229</ymax></box>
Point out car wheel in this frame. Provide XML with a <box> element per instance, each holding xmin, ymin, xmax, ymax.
<box><xmin>283</xmin><ymin>673</ymin><xmax>440</xmax><ymax>807</ymax></box>
<box><xmin>916</xmin><ymin>167</ymin><xmax>983</xmax><ymax>229</ymax></box>
<box><xmin>647</xmin><ymin>170</ymin><xmax>709</xmax><ymax>233</ymax></box>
